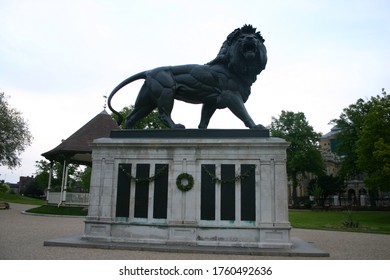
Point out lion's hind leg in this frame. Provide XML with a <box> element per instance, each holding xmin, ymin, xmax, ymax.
<box><xmin>125</xmin><ymin>104</ymin><xmax>156</xmax><ymax>129</ymax></box>
<box><xmin>157</xmin><ymin>88</ymin><xmax>185</xmax><ymax>129</ymax></box>
<box><xmin>125</xmin><ymin>84</ymin><xmax>157</xmax><ymax>129</ymax></box>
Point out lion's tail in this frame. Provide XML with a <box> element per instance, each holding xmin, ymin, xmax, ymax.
<box><xmin>107</xmin><ymin>71</ymin><xmax>147</xmax><ymax>126</ymax></box>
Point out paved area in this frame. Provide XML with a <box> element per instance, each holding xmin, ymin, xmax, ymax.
<box><xmin>1</xmin><ymin>203</ymin><xmax>390</xmax><ymax>260</ymax></box>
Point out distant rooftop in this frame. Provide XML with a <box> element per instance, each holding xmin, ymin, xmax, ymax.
<box><xmin>321</xmin><ymin>126</ymin><xmax>340</xmax><ymax>139</ymax></box>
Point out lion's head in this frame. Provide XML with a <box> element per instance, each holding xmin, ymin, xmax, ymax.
<box><xmin>208</xmin><ymin>24</ymin><xmax>267</xmax><ymax>85</ymax></box>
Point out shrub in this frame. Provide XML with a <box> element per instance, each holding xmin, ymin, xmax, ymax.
<box><xmin>0</xmin><ymin>183</ymin><xmax>10</xmax><ymax>193</ymax></box>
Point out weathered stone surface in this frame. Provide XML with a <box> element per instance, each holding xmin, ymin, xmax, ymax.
<box><xmin>84</xmin><ymin>132</ymin><xmax>291</xmax><ymax>248</ymax></box>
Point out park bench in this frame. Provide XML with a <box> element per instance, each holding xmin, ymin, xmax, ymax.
<box><xmin>0</xmin><ymin>201</ymin><xmax>10</xmax><ymax>210</ymax></box>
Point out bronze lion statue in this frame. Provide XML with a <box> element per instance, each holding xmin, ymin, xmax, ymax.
<box><xmin>108</xmin><ymin>24</ymin><xmax>267</xmax><ymax>129</ymax></box>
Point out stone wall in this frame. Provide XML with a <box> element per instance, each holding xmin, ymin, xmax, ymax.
<box><xmin>84</xmin><ymin>130</ymin><xmax>291</xmax><ymax>248</ymax></box>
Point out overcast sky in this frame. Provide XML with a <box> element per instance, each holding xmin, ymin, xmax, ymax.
<box><xmin>1</xmin><ymin>0</ymin><xmax>389</xmax><ymax>183</ymax></box>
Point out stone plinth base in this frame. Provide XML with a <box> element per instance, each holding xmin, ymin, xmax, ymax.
<box><xmin>44</xmin><ymin>236</ymin><xmax>330</xmax><ymax>257</ymax></box>
<box><xmin>84</xmin><ymin>129</ymin><xmax>291</xmax><ymax>249</ymax></box>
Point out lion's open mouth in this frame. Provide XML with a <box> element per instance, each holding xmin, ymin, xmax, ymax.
<box><xmin>243</xmin><ymin>42</ymin><xmax>257</xmax><ymax>58</ymax></box>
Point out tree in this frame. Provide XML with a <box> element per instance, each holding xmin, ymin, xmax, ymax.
<box><xmin>34</xmin><ymin>160</ymin><xmax>61</xmax><ymax>191</ymax></box>
<box><xmin>0</xmin><ymin>182</ymin><xmax>10</xmax><ymax>193</ymax></box>
<box><xmin>355</xmin><ymin>90</ymin><xmax>390</xmax><ymax>192</ymax></box>
<box><xmin>34</xmin><ymin>159</ymin><xmax>82</xmax><ymax>192</ymax></box>
<box><xmin>308</xmin><ymin>174</ymin><xmax>345</xmax><ymax>206</ymax></box>
<box><xmin>310</xmin><ymin>183</ymin><xmax>323</xmax><ymax>206</ymax></box>
<box><xmin>78</xmin><ymin>166</ymin><xmax>92</xmax><ymax>192</ymax></box>
<box><xmin>23</xmin><ymin>180</ymin><xmax>44</xmax><ymax>197</ymax></box>
<box><xmin>111</xmin><ymin>105</ymin><xmax>168</xmax><ymax>129</ymax></box>
<box><xmin>332</xmin><ymin>89</ymin><xmax>390</xmax><ymax>199</ymax></box>
<box><xmin>270</xmin><ymin>111</ymin><xmax>325</xmax><ymax>207</ymax></box>
<box><xmin>34</xmin><ymin>160</ymin><xmax>53</xmax><ymax>191</ymax></box>
<box><xmin>331</xmin><ymin>98</ymin><xmax>370</xmax><ymax>179</ymax></box>
<box><xmin>0</xmin><ymin>92</ymin><xmax>33</xmax><ymax>168</ymax></box>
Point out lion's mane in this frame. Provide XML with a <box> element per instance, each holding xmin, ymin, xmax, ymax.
<box><xmin>207</xmin><ymin>24</ymin><xmax>267</xmax><ymax>85</ymax></box>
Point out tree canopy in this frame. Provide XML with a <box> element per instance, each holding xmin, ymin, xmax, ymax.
<box><xmin>332</xmin><ymin>89</ymin><xmax>390</xmax><ymax>192</ymax></box>
<box><xmin>34</xmin><ymin>160</ymin><xmax>90</xmax><ymax>192</ymax></box>
<box><xmin>111</xmin><ymin>105</ymin><xmax>167</xmax><ymax>129</ymax></box>
<box><xmin>331</xmin><ymin>97</ymin><xmax>370</xmax><ymax>178</ymax></box>
<box><xmin>0</xmin><ymin>92</ymin><xmax>33</xmax><ymax>168</ymax></box>
<box><xmin>0</xmin><ymin>182</ymin><xmax>10</xmax><ymax>193</ymax></box>
<box><xmin>270</xmin><ymin>111</ymin><xmax>324</xmax><ymax>206</ymax></box>
<box><xmin>308</xmin><ymin>174</ymin><xmax>345</xmax><ymax>206</ymax></box>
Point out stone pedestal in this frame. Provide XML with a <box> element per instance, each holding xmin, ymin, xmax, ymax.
<box><xmin>84</xmin><ymin>129</ymin><xmax>291</xmax><ymax>249</ymax></box>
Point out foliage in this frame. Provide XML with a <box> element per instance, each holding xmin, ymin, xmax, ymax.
<box><xmin>308</xmin><ymin>175</ymin><xmax>345</xmax><ymax>206</ymax></box>
<box><xmin>355</xmin><ymin>91</ymin><xmax>390</xmax><ymax>191</ymax></box>
<box><xmin>310</xmin><ymin>183</ymin><xmax>323</xmax><ymax>206</ymax></box>
<box><xmin>119</xmin><ymin>164</ymin><xmax>168</xmax><ymax>183</ymax></box>
<box><xmin>270</xmin><ymin>111</ymin><xmax>325</xmax><ymax>206</ymax></box>
<box><xmin>23</xmin><ymin>180</ymin><xmax>44</xmax><ymax>197</ymax></box>
<box><xmin>111</xmin><ymin>105</ymin><xmax>168</xmax><ymax>129</ymax></box>
<box><xmin>0</xmin><ymin>182</ymin><xmax>10</xmax><ymax>193</ymax></box>
<box><xmin>34</xmin><ymin>160</ymin><xmax>64</xmax><ymax>192</ymax></box>
<box><xmin>34</xmin><ymin>171</ymin><xmax>50</xmax><ymax>191</ymax></box>
<box><xmin>331</xmin><ymin>97</ymin><xmax>371</xmax><ymax>178</ymax></box>
<box><xmin>202</xmin><ymin>164</ymin><xmax>256</xmax><ymax>183</ymax></box>
<box><xmin>342</xmin><ymin>210</ymin><xmax>360</xmax><ymax>228</ymax></box>
<box><xmin>33</xmin><ymin>160</ymin><xmax>89</xmax><ymax>192</ymax></box>
<box><xmin>78</xmin><ymin>166</ymin><xmax>91</xmax><ymax>192</ymax></box>
<box><xmin>0</xmin><ymin>92</ymin><xmax>33</xmax><ymax>168</ymax></box>
<box><xmin>176</xmin><ymin>173</ymin><xmax>194</xmax><ymax>192</ymax></box>
<box><xmin>332</xmin><ymin>89</ymin><xmax>390</xmax><ymax>192</ymax></box>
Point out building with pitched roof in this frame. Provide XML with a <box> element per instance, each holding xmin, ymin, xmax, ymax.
<box><xmin>42</xmin><ymin>109</ymin><xmax>119</xmax><ymax>205</ymax></box>
<box><xmin>42</xmin><ymin>110</ymin><xmax>119</xmax><ymax>165</ymax></box>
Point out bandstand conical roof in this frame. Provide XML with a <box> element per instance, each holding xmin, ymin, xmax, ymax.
<box><xmin>41</xmin><ymin>110</ymin><xmax>119</xmax><ymax>165</ymax></box>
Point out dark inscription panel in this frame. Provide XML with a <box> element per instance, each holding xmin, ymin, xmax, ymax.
<box><xmin>116</xmin><ymin>164</ymin><xmax>131</xmax><ymax>218</ymax></box>
<box><xmin>201</xmin><ymin>164</ymin><xmax>216</xmax><ymax>220</ymax></box>
<box><xmin>221</xmin><ymin>164</ymin><xmax>236</xmax><ymax>220</ymax></box>
<box><xmin>240</xmin><ymin>164</ymin><xmax>256</xmax><ymax>221</ymax></box>
<box><xmin>134</xmin><ymin>164</ymin><xmax>150</xmax><ymax>218</ymax></box>
<box><xmin>153</xmin><ymin>164</ymin><xmax>169</xmax><ymax>219</ymax></box>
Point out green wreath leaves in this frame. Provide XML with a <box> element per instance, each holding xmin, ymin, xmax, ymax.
<box><xmin>176</xmin><ymin>173</ymin><xmax>194</xmax><ymax>192</ymax></box>
<box><xmin>202</xmin><ymin>165</ymin><xmax>256</xmax><ymax>183</ymax></box>
<box><xmin>119</xmin><ymin>165</ymin><xmax>167</xmax><ymax>183</ymax></box>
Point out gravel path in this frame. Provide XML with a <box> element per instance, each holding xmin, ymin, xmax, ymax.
<box><xmin>1</xmin><ymin>203</ymin><xmax>389</xmax><ymax>260</ymax></box>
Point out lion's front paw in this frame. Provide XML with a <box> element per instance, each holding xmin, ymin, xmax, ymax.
<box><xmin>251</xmin><ymin>124</ymin><xmax>266</xmax><ymax>130</ymax></box>
<box><xmin>173</xmin><ymin>123</ymin><xmax>186</xmax><ymax>129</ymax></box>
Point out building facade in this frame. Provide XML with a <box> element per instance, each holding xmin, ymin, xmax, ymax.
<box><xmin>290</xmin><ymin>126</ymin><xmax>372</xmax><ymax>208</ymax></box>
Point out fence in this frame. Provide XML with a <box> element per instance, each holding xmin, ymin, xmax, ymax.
<box><xmin>47</xmin><ymin>192</ymin><xmax>89</xmax><ymax>206</ymax></box>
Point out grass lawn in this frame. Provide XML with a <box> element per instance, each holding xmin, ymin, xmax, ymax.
<box><xmin>0</xmin><ymin>193</ymin><xmax>46</xmax><ymax>205</ymax></box>
<box><xmin>1</xmin><ymin>193</ymin><xmax>86</xmax><ymax>216</ymax></box>
<box><xmin>289</xmin><ymin>209</ymin><xmax>390</xmax><ymax>234</ymax></box>
<box><xmin>25</xmin><ymin>205</ymin><xmax>88</xmax><ymax>216</ymax></box>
